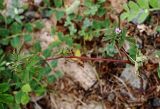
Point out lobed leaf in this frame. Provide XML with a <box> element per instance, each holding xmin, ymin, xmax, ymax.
<box><xmin>149</xmin><ymin>0</ymin><xmax>160</xmax><ymax>8</ymax></box>
<box><xmin>0</xmin><ymin>83</ymin><xmax>9</xmax><ymax>93</ymax></box>
<box><xmin>137</xmin><ymin>0</ymin><xmax>149</xmax><ymax>9</ymax></box>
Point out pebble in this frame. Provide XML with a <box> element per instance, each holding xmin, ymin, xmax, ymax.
<box><xmin>120</xmin><ymin>65</ymin><xmax>148</xmax><ymax>90</ymax></box>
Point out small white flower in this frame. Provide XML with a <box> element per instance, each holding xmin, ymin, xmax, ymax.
<box><xmin>14</xmin><ymin>8</ymin><xmax>18</xmax><ymax>14</ymax></box>
<box><xmin>6</xmin><ymin>62</ymin><xmax>10</xmax><ymax>66</ymax></box>
<box><xmin>115</xmin><ymin>28</ymin><xmax>122</xmax><ymax>34</ymax></box>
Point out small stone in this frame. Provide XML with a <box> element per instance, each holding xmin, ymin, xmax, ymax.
<box><xmin>151</xmin><ymin>98</ymin><xmax>160</xmax><ymax>107</ymax></box>
<box><xmin>25</xmin><ymin>11</ymin><xmax>36</xmax><ymax>18</ymax></box>
<box><xmin>34</xmin><ymin>0</ymin><xmax>42</xmax><ymax>6</ymax></box>
<box><xmin>107</xmin><ymin>93</ymin><xmax>115</xmax><ymax>102</ymax></box>
<box><xmin>57</xmin><ymin>59</ymin><xmax>97</xmax><ymax>90</ymax></box>
<box><xmin>78</xmin><ymin>102</ymin><xmax>104</xmax><ymax>109</ymax></box>
<box><xmin>120</xmin><ymin>65</ymin><xmax>148</xmax><ymax>90</ymax></box>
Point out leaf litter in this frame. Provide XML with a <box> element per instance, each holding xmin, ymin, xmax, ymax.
<box><xmin>9</xmin><ymin>0</ymin><xmax>160</xmax><ymax>108</ymax></box>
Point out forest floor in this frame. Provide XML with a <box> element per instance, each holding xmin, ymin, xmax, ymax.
<box><xmin>5</xmin><ymin>0</ymin><xmax>160</xmax><ymax>109</ymax></box>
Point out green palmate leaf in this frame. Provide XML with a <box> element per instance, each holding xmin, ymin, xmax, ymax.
<box><xmin>49</xmin><ymin>41</ymin><xmax>61</xmax><ymax>48</ymax></box>
<box><xmin>43</xmin><ymin>48</ymin><xmax>52</xmax><ymax>58</ymax></box>
<box><xmin>34</xmin><ymin>86</ymin><xmax>46</xmax><ymax>96</ymax></box>
<box><xmin>0</xmin><ymin>83</ymin><xmax>9</xmax><ymax>93</ymax></box>
<box><xmin>43</xmin><ymin>66</ymin><xmax>52</xmax><ymax>75</ymax></box>
<box><xmin>47</xmin><ymin>71</ymin><xmax>63</xmax><ymax>83</ymax></box>
<box><xmin>84</xmin><ymin>0</ymin><xmax>93</xmax><ymax>7</ymax></box>
<box><xmin>6</xmin><ymin>17</ymin><xmax>13</xmax><ymax>25</ymax></box>
<box><xmin>47</xmin><ymin>75</ymin><xmax>57</xmax><ymax>83</ymax></box>
<box><xmin>68</xmin><ymin>24</ymin><xmax>77</xmax><ymax>35</ymax></box>
<box><xmin>121</xmin><ymin>0</ymin><xmax>160</xmax><ymax>23</ymax></box>
<box><xmin>105</xmin><ymin>43</ymin><xmax>118</xmax><ymax>57</ymax></box>
<box><xmin>128</xmin><ymin>1</ymin><xmax>140</xmax><ymax>11</ymax></box>
<box><xmin>21</xmin><ymin>84</ymin><xmax>32</xmax><ymax>93</ymax></box>
<box><xmin>25</xmin><ymin>23</ymin><xmax>33</xmax><ymax>32</ymax></box>
<box><xmin>34</xmin><ymin>20</ymin><xmax>44</xmax><ymax>30</ymax></box>
<box><xmin>136</xmin><ymin>9</ymin><xmax>149</xmax><ymax>23</ymax></box>
<box><xmin>123</xmin><ymin>3</ymin><xmax>129</xmax><ymax>11</ymax></box>
<box><xmin>10</xmin><ymin>36</ymin><xmax>21</xmax><ymax>48</ymax></box>
<box><xmin>43</xmin><ymin>0</ymin><xmax>50</xmax><ymax>6</ymax></box>
<box><xmin>122</xmin><ymin>1</ymin><xmax>150</xmax><ymax>24</ymax></box>
<box><xmin>11</xmin><ymin>104</ymin><xmax>21</xmax><ymax>109</ymax></box>
<box><xmin>83</xmin><ymin>18</ymin><xmax>92</xmax><ymax>29</ymax></box>
<box><xmin>0</xmin><ymin>28</ymin><xmax>9</xmax><ymax>37</ymax></box>
<box><xmin>57</xmin><ymin>32</ymin><xmax>64</xmax><ymax>41</ymax></box>
<box><xmin>15</xmin><ymin>91</ymin><xmax>23</xmax><ymax>104</ymax></box>
<box><xmin>24</xmin><ymin>34</ymin><xmax>32</xmax><ymax>42</ymax></box>
<box><xmin>0</xmin><ymin>94</ymin><xmax>14</xmax><ymax>103</ymax></box>
<box><xmin>92</xmin><ymin>20</ymin><xmax>103</xmax><ymax>29</ymax></box>
<box><xmin>51</xmin><ymin>60</ymin><xmax>58</xmax><ymax>68</ymax></box>
<box><xmin>20</xmin><ymin>92</ymin><xmax>29</xmax><ymax>105</ymax></box>
<box><xmin>84</xmin><ymin>5</ymin><xmax>99</xmax><ymax>16</ymax></box>
<box><xmin>22</xmin><ymin>70</ymin><xmax>29</xmax><ymax>83</ymax></box>
<box><xmin>53</xmin><ymin>0</ymin><xmax>63</xmax><ymax>7</ymax></box>
<box><xmin>10</xmin><ymin>22</ymin><xmax>22</xmax><ymax>34</ymax></box>
<box><xmin>149</xmin><ymin>0</ymin><xmax>160</xmax><ymax>8</ymax></box>
<box><xmin>33</xmin><ymin>42</ymin><xmax>42</xmax><ymax>52</ymax></box>
<box><xmin>41</xmin><ymin>9</ymin><xmax>54</xmax><ymax>18</ymax></box>
<box><xmin>64</xmin><ymin>36</ymin><xmax>73</xmax><ymax>46</ymax></box>
<box><xmin>55</xmin><ymin>10</ymin><xmax>64</xmax><ymax>21</ymax></box>
<box><xmin>97</xmin><ymin>7</ymin><xmax>106</xmax><ymax>16</ymax></box>
<box><xmin>127</xmin><ymin>11</ymin><xmax>139</xmax><ymax>22</ymax></box>
<box><xmin>103</xmin><ymin>19</ymin><xmax>110</xmax><ymax>28</ymax></box>
<box><xmin>15</xmin><ymin>15</ymin><xmax>24</xmax><ymax>23</ymax></box>
<box><xmin>120</xmin><ymin>12</ymin><xmax>128</xmax><ymax>20</ymax></box>
<box><xmin>137</xmin><ymin>0</ymin><xmax>149</xmax><ymax>9</ymax></box>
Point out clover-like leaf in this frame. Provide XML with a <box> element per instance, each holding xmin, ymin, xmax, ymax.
<box><xmin>15</xmin><ymin>91</ymin><xmax>23</xmax><ymax>104</ymax></box>
<box><xmin>120</xmin><ymin>12</ymin><xmax>128</xmax><ymax>20</ymax></box>
<box><xmin>121</xmin><ymin>1</ymin><xmax>150</xmax><ymax>24</ymax></box>
<box><xmin>137</xmin><ymin>0</ymin><xmax>149</xmax><ymax>9</ymax></box>
<box><xmin>10</xmin><ymin>36</ymin><xmax>21</xmax><ymax>48</ymax></box>
<box><xmin>0</xmin><ymin>94</ymin><xmax>14</xmax><ymax>103</ymax></box>
<box><xmin>0</xmin><ymin>83</ymin><xmax>9</xmax><ymax>93</ymax></box>
<box><xmin>21</xmin><ymin>92</ymin><xmax>29</xmax><ymax>105</ymax></box>
<box><xmin>105</xmin><ymin>43</ymin><xmax>118</xmax><ymax>57</ymax></box>
<box><xmin>53</xmin><ymin>0</ymin><xmax>63</xmax><ymax>7</ymax></box>
<box><xmin>24</xmin><ymin>34</ymin><xmax>32</xmax><ymax>42</ymax></box>
<box><xmin>21</xmin><ymin>83</ymin><xmax>32</xmax><ymax>93</ymax></box>
<box><xmin>128</xmin><ymin>1</ymin><xmax>140</xmax><ymax>11</ymax></box>
<box><xmin>149</xmin><ymin>0</ymin><xmax>160</xmax><ymax>8</ymax></box>
<box><xmin>136</xmin><ymin>9</ymin><xmax>149</xmax><ymax>24</ymax></box>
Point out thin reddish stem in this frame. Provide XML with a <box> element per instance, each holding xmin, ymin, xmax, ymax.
<box><xmin>45</xmin><ymin>56</ymin><xmax>133</xmax><ymax>65</ymax></box>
